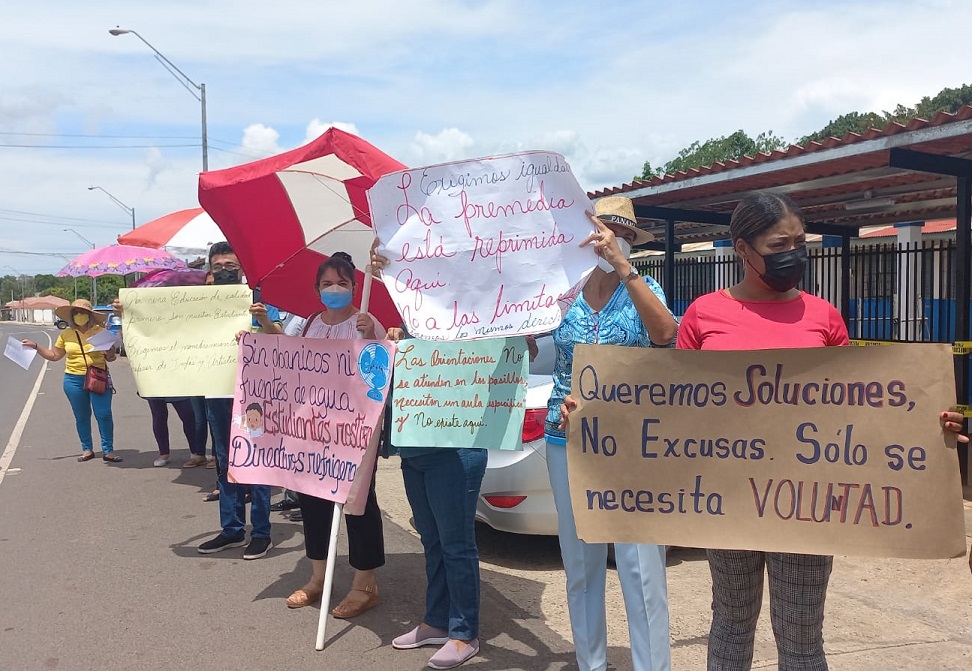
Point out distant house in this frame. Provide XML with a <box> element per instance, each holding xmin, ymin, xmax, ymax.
<box><xmin>858</xmin><ymin>218</ymin><xmax>957</xmax><ymax>241</ymax></box>
<box><xmin>3</xmin><ymin>296</ymin><xmax>70</xmax><ymax>323</ymax></box>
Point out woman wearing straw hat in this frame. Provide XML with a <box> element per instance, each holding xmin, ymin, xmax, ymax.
<box><xmin>21</xmin><ymin>299</ymin><xmax>120</xmax><ymax>463</ymax></box>
<box><xmin>547</xmin><ymin>196</ymin><xmax>678</xmax><ymax>671</ymax></box>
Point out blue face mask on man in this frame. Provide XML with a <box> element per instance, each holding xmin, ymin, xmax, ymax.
<box><xmin>320</xmin><ymin>286</ymin><xmax>353</xmax><ymax>310</ymax></box>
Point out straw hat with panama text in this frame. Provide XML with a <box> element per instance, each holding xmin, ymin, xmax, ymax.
<box><xmin>55</xmin><ymin>299</ymin><xmax>107</xmax><ymax>326</ymax></box>
<box><xmin>594</xmin><ymin>196</ymin><xmax>654</xmax><ymax>246</ymax></box>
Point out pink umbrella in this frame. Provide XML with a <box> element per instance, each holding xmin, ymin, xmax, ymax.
<box><xmin>118</xmin><ymin>207</ymin><xmax>226</xmax><ymax>257</ymax></box>
<box><xmin>132</xmin><ymin>268</ymin><xmax>208</xmax><ymax>287</ymax></box>
<box><xmin>57</xmin><ymin>244</ymin><xmax>185</xmax><ymax>277</ymax></box>
<box><xmin>197</xmin><ymin>128</ymin><xmax>405</xmax><ymax>328</ymax></box>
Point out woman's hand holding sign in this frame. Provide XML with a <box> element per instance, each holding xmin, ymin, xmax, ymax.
<box><xmin>370</xmin><ymin>238</ymin><xmax>389</xmax><ymax>278</ymax></box>
<box><xmin>580</xmin><ymin>212</ymin><xmax>628</xmax><ymax>274</ymax></box>
<box><xmin>356</xmin><ymin>312</ymin><xmax>378</xmax><ymax>339</ymax></box>
<box><xmin>941</xmin><ymin>411</ymin><xmax>968</xmax><ymax>443</ymax></box>
<box><xmin>559</xmin><ymin>395</ymin><xmax>577</xmax><ymax>431</ymax></box>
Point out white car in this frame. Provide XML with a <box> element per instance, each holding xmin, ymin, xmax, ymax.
<box><xmin>475</xmin><ymin>334</ymin><xmax>558</xmax><ymax>536</ymax></box>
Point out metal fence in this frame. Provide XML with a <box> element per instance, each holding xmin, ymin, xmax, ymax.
<box><xmin>633</xmin><ymin>239</ymin><xmax>963</xmax><ymax>343</ymax></box>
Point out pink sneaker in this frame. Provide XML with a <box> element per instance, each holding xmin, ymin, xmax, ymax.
<box><xmin>427</xmin><ymin>639</ymin><xmax>479</xmax><ymax>669</ymax></box>
<box><xmin>392</xmin><ymin>624</ymin><xmax>449</xmax><ymax>650</ymax></box>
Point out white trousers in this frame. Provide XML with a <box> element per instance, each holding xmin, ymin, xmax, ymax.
<box><xmin>546</xmin><ymin>441</ymin><xmax>671</xmax><ymax>671</ymax></box>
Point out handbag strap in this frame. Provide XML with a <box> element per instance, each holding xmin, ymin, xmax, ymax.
<box><xmin>300</xmin><ymin>312</ymin><xmax>323</xmax><ymax>337</ymax></box>
<box><xmin>73</xmin><ymin>329</ymin><xmax>106</xmax><ymax>372</ymax></box>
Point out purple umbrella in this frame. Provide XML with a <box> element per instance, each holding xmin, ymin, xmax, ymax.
<box><xmin>132</xmin><ymin>268</ymin><xmax>208</xmax><ymax>287</ymax></box>
<box><xmin>57</xmin><ymin>244</ymin><xmax>185</xmax><ymax>277</ymax></box>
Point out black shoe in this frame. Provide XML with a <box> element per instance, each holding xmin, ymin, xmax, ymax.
<box><xmin>197</xmin><ymin>533</ymin><xmax>246</xmax><ymax>554</ymax></box>
<box><xmin>243</xmin><ymin>537</ymin><xmax>272</xmax><ymax>560</ymax></box>
<box><xmin>288</xmin><ymin>510</ymin><xmax>303</xmax><ymax>522</ymax></box>
<box><xmin>270</xmin><ymin>500</ymin><xmax>299</xmax><ymax>512</ymax></box>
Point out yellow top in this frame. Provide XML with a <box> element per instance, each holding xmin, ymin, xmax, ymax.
<box><xmin>55</xmin><ymin>326</ymin><xmax>109</xmax><ymax>376</ymax></box>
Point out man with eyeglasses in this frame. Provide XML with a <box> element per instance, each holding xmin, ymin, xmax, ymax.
<box><xmin>197</xmin><ymin>241</ymin><xmax>282</xmax><ymax>560</ymax></box>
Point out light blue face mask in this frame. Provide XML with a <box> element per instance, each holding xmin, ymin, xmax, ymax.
<box><xmin>320</xmin><ymin>287</ymin><xmax>353</xmax><ymax>310</ymax></box>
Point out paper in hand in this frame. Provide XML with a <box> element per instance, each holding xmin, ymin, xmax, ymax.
<box><xmin>85</xmin><ymin>329</ymin><xmax>120</xmax><ymax>352</ymax></box>
<box><xmin>4</xmin><ymin>336</ymin><xmax>37</xmax><ymax>370</ymax></box>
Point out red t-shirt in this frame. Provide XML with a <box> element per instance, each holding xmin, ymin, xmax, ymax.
<box><xmin>676</xmin><ymin>290</ymin><xmax>849</xmax><ymax>351</ymax></box>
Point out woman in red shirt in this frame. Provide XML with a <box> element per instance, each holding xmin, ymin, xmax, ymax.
<box><xmin>676</xmin><ymin>192</ymin><xmax>968</xmax><ymax>669</ymax></box>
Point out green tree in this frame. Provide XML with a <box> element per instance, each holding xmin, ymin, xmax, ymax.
<box><xmin>33</xmin><ymin>274</ymin><xmax>62</xmax><ymax>294</ymax></box>
<box><xmin>88</xmin><ymin>274</ymin><xmax>138</xmax><ymax>305</ymax></box>
<box><xmin>1</xmin><ymin>275</ymin><xmax>20</xmax><ymax>303</ymax></box>
<box><xmin>798</xmin><ymin>111</ymin><xmax>888</xmax><ymax>145</ymax></box>
<box><xmin>913</xmin><ymin>83</ymin><xmax>972</xmax><ymax>119</ymax></box>
<box><xmin>637</xmin><ymin>129</ymin><xmax>787</xmax><ymax>180</ymax></box>
<box><xmin>639</xmin><ymin>82</ymin><xmax>972</xmax><ymax>182</ymax></box>
<box><xmin>799</xmin><ymin>83</ymin><xmax>972</xmax><ymax>145</ymax></box>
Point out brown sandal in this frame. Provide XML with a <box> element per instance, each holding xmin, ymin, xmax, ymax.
<box><xmin>286</xmin><ymin>586</ymin><xmax>324</xmax><ymax>609</ymax></box>
<box><xmin>331</xmin><ymin>584</ymin><xmax>378</xmax><ymax>619</ymax></box>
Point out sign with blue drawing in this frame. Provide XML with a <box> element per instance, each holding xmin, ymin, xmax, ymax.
<box><xmin>358</xmin><ymin>342</ymin><xmax>391</xmax><ymax>402</ymax></box>
<box><xmin>391</xmin><ymin>337</ymin><xmax>529</xmax><ymax>449</ymax></box>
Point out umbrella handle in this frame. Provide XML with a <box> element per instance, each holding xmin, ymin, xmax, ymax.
<box><xmin>358</xmin><ymin>267</ymin><xmax>374</xmax><ymax>340</ymax></box>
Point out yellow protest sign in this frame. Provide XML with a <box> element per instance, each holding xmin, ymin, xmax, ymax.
<box><xmin>119</xmin><ymin>285</ymin><xmax>252</xmax><ymax>397</ymax></box>
<box><xmin>567</xmin><ymin>344</ymin><xmax>966</xmax><ymax>559</ymax></box>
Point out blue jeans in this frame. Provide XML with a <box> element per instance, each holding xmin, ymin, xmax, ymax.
<box><xmin>189</xmin><ymin>396</ymin><xmax>210</xmax><ymax>457</ymax></box>
<box><xmin>63</xmin><ymin>373</ymin><xmax>113</xmax><ymax>453</ymax></box>
<box><xmin>402</xmin><ymin>448</ymin><xmax>487</xmax><ymax>641</ymax></box>
<box><xmin>206</xmin><ymin>398</ymin><xmax>270</xmax><ymax>540</ymax></box>
<box><xmin>546</xmin><ymin>442</ymin><xmax>671</xmax><ymax>671</ymax></box>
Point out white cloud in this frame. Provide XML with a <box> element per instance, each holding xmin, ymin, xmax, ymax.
<box><xmin>304</xmin><ymin>119</ymin><xmax>360</xmax><ymax>143</ymax></box>
<box><xmin>0</xmin><ymin>88</ymin><xmax>65</xmax><ymax>131</ymax></box>
<box><xmin>410</xmin><ymin>128</ymin><xmax>475</xmax><ymax>163</ymax></box>
<box><xmin>240</xmin><ymin>124</ymin><xmax>282</xmax><ymax>158</ymax></box>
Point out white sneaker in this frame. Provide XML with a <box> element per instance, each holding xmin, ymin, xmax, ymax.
<box><xmin>153</xmin><ymin>457</ymin><xmax>169</xmax><ymax>467</ymax></box>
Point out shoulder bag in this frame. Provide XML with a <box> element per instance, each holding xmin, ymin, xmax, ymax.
<box><xmin>74</xmin><ymin>330</ymin><xmax>110</xmax><ymax>394</ymax></box>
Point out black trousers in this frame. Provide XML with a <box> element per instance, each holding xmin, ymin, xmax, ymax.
<box><xmin>297</xmin><ymin>464</ymin><xmax>385</xmax><ymax>571</ymax></box>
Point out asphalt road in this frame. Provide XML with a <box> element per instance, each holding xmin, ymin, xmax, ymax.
<box><xmin>0</xmin><ymin>333</ymin><xmax>970</xmax><ymax>670</ymax></box>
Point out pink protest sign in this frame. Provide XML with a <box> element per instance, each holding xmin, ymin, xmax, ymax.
<box><xmin>228</xmin><ymin>333</ymin><xmax>394</xmax><ymax>505</ymax></box>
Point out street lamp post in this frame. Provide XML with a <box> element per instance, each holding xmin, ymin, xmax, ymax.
<box><xmin>88</xmin><ymin>186</ymin><xmax>135</xmax><ymax>230</ymax></box>
<box><xmin>109</xmin><ymin>27</ymin><xmax>208</xmax><ymax>172</ymax></box>
<box><xmin>64</xmin><ymin>228</ymin><xmax>98</xmax><ymax>305</ymax></box>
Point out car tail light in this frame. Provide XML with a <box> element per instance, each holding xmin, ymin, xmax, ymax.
<box><xmin>521</xmin><ymin>408</ymin><xmax>546</xmax><ymax>444</ymax></box>
<box><xmin>484</xmin><ymin>495</ymin><xmax>527</xmax><ymax>509</ymax></box>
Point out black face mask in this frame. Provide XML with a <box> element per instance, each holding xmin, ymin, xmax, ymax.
<box><xmin>751</xmin><ymin>245</ymin><xmax>807</xmax><ymax>293</ymax></box>
<box><xmin>212</xmin><ymin>268</ymin><xmax>241</xmax><ymax>285</ymax></box>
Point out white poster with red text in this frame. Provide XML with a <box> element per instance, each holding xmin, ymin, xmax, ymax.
<box><xmin>367</xmin><ymin>152</ymin><xmax>597</xmax><ymax>341</ymax></box>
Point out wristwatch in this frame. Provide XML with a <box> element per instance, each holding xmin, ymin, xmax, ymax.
<box><xmin>622</xmin><ymin>268</ymin><xmax>640</xmax><ymax>285</ymax></box>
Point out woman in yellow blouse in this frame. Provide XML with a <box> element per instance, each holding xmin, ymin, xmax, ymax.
<box><xmin>22</xmin><ymin>299</ymin><xmax>120</xmax><ymax>463</ymax></box>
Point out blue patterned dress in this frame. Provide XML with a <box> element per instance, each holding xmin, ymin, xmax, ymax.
<box><xmin>544</xmin><ymin>275</ymin><xmax>671</xmax><ymax>444</ymax></box>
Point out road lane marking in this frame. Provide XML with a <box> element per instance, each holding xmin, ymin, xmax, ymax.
<box><xmin>0</xmin><ymin>331</ymin><xmax>51</xmax><ymax>486</ymax></box>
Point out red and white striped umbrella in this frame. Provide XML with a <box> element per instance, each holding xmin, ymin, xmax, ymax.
<box><xmin>197</xmin><ymin>128</ymin><xmax>405</xmax><ymax>328</ymax></box>
<box><xmin>118</xmin><ymin>207</ymin><xmax>225</xmax><ymax>258</ymax></box>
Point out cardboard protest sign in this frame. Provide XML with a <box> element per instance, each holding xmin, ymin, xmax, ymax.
<box><xmin>567</xmin><ymin>344</ymin><xmax>966</xmax><ymax>559</ymax></box>
<box><xmin>367</xmin><ymin>152</ymin><xmax>596</xmax><ymax>341</ymax></box>
<box><xmin>119</xmin><ymin>285</ymin><xmax>252</xmax><ymax>397</ymax></box>
<box><xmin>390</xmin><ymin>337</ymin><xmax>529</xmax><ymax>449</ymax></box>
<box><xmin>227</xmin><ymin>333</ymin><xmax>394</xmax><ymax>507</ymax></box>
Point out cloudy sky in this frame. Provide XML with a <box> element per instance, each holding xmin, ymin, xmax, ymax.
<box><xmin>2</xmin><ymin>0</ymin><xmax>970</xmax><ymax>274</ymax></box>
